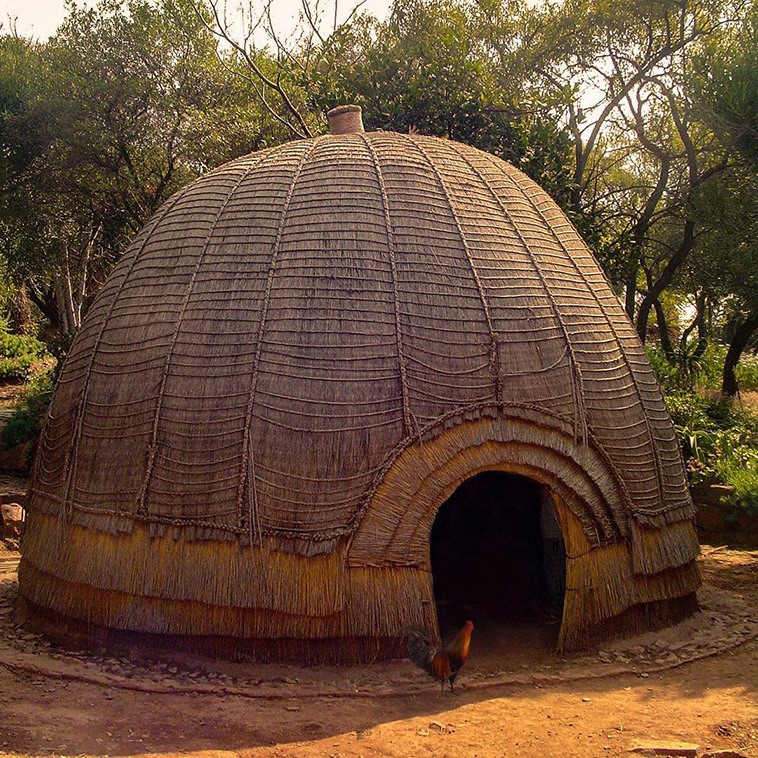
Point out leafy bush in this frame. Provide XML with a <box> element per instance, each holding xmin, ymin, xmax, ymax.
<box><xmin>717</xmin><ymin>460</ymin><xmax>758</xmax><ymax>514</ymax></box>
<box><xmin>1</xmin><ymin>367</ymin><xmax>54</xmax><ymax>450</ymax></box>
<box><xmin>736</xmin><ymin>351</ymin><xmax>758</xmax><ymax>392</ymax></box>
<box><xmin>0</xmin><ymin>318</ymin><xmax>51</xmax><ymax>382</ymax></box>
<box><xmin>663</xmin><ymin>389</ymin><xmax>758</xmax><ymax>509</ymax></box>
<box><xmin>647</xmin><ymin>343</ymin><xmax>758</xmax><ymax>394</ymax></box>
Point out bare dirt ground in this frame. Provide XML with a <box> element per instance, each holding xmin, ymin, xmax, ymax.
<box><xmin>1</xmin><ymin>540</ymin><xmax>757</xmax><ymax>758</ymax></box>
<box><xmin>738</xmin><ymin>390</ymin><xmax>758</xmax><ymax>415</ymax></box>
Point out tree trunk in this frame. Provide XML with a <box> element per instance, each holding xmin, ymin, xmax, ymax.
<box><xmin>680</xmin><ymin>290</ymin><xmax>708</xmax><ymax>359</ymax></box>
<box><xmin>624</xmin><ymin>263</ymin><xmax>637</xmax><ymax>320</ymax></box>
<box><xmin>653</xmin><ymin>298</ymin><xmax>675</xmax><ymax>358</ymax></box>
<box><xmin>693</xmin><ymin>291</ymin><xmax>708</xmax><ymax>360</ymax></box>
<box><xmin>27</xmin><ymin>283</ymin><xmax>60</xmax><ymax>330</ymax></box>
<box><xmin>722</xmin><ymin>313</ymin><xmax>758</xmax><ymax>397</ymax></box>
<box><xmin>637</xmin><ymin>218</ymin><xmax>696</xmax><ymax>342</ymax></box>
<box><xmin>54</xmin><ymin>277</ymin><xmax>73</xmax><ymax>333</ymax></box>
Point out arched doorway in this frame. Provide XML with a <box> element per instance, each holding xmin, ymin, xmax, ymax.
<box><xmin>430</xmin><ymin>471</ymin><xmax>566</xmax><ymax>657</ymax></box>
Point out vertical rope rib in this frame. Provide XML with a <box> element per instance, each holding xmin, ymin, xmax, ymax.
<box><xmin>137</xmin><ymin>156</ymin><xmax>266</xmax><ymax>515</ymax></box>
<box><xmin>483</xmin><ymin>151</ymin><xmax>665</xmax><ymax>505</ymax></box>
<box><xmin>58</xmin><ymin>189</ymin><xmax>188</xmax><ymax>521</ymax></box>
<box><xmin>235</xmin><ymin>139</ymin><xmax>321</xmax><ymax>537</ymax></box>
<box><xmin>405</xmin><ymin>136</ymin><xmax>503</xmax><ymax>404</ymax></box>
<box><xmin>449</xmin><ymin>142</ymin><xmax>588</xmax><ymax>444</ymax></box>
<box><xmin>361</xmin><ymin>134</ymin><xmax>412</xmax><ymax>437</ymax></box>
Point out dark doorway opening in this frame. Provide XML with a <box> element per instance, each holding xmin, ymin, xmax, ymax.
<box><xmin>430</xmin><ymin>471</ymin><xmax>566</xmax><ymax>664</ymax></box>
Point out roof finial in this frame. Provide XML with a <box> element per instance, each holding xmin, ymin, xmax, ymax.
<box><xmin>327</xmin><ymin>104</ymin><xmax>364</xmax><ymax>135</ymax></box>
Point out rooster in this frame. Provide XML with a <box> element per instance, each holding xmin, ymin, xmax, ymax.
<box><xmin>402</xmin><ymin>621</ymin><xmax>474</xmax><ymax>694</ymax></box>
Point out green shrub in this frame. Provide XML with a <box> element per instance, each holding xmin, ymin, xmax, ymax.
<box><xmin>736</xmin><ymin>351</ymin><xmax>758</xmax><ymax>392</ymax></box>
<box><xmin>647</xmin><ymin>343</ymin><xmax>758</xmax><ymax>394</ymax></box>
<box><xmin>1</xmin><ymin>367</ymin><xmax>54</xmax><ymax>450</ymax></box>
<box><xmin>717</xmin><ymin>457</ymin><xmax>758</xmax><ymax>514</ymax></box>
<box><xmin>0</xmin><ymin>318</ymin><xmax>50</xmax><ymax>382</ymax></box>
<box><xmin>663</xmin><ymin>388</ymin><xmax>758</xmax><ymax>508</ymax></box>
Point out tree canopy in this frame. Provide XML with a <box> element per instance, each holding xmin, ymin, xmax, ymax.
<box><xmin>1</xmin><ymin>0</ymin><xmax>757</xmax><ymax>394</ymax></box>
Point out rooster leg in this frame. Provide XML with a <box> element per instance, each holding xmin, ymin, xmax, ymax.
<box><xmin>439</xmin><ymin>679</ymin><xmax>445</xmax><ymax>695</ymax></box>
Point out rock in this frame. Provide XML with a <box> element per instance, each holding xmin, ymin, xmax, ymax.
<box><xmin>691</xmin><ymin>483</ymin><xmax>733</xmax><ymax>508</ymax></box>
<box><xmin>628</xmin><ymin>740</ymin><xmax>701</xmax><ymax>756</ymax></box>
<box><xmin>0</xmin><ymin>491</ymin><xmax>26</xmax><ymax>507</ymax></box>
<box><xmin>1</xmin><ymin>503</ymin><xmax>24</xmax><ymax>539</ymax></box>
<box><xmin>429</xmin><ymin>721</ymin><xmax>445</xmax><ymax>732</ymax></box>
<box><xmin>0</xmin><ymin>439</ymin><xmax>36</xmax><ymax>476</ymax></box>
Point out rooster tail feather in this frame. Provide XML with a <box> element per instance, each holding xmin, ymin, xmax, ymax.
<box><xmin>401</xmin><ymin>626</ymin><xmax>438</xmax><ymax>675</ymax></box>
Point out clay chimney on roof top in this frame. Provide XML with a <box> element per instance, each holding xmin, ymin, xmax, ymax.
<box><xmin>327</xmin><ymin>104</ymin><xmax>364</xmax><ymax>135</ymax></box>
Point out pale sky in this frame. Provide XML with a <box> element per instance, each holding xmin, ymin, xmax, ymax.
<box><xmin>1</xmin><ymin>0</ymin><xmax>392</xmax><ymax>41</ymax></box>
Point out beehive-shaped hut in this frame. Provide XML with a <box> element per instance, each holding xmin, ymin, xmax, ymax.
<box><xmin>20</xmin><ymin>106</ymin><xmax>700</xmax><ymax>662</ymax></box>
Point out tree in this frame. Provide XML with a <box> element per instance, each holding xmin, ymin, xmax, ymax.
<box><xmin>689</xmin><ymin>4</ymin><xmax>758</xmax><ymax>394</ymax></box>
<box><xmin>307</xmin><ymin>0</ymin><xmax>574</xmax><ymax>202</ymax></box>
<box><xmin>517</xmin><ymin>0</ymin><xmax>746</xmax><ymax>316</ymax></box>
<box><xmin>0</xmin><ymin>0</ymin><xmax>289</xmax><ymax>332</ymax></box>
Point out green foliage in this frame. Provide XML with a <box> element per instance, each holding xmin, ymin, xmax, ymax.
<box><xmin>647</xmin><ymin>343</ymin><xmax>707</xmax><ymax>391</ymax></box>
<box><xmin>0</xmin><ymin>365</ymin><xmax>54</xmax><ymax>450</ymax></box>
<box><xmin>650</xmin><ymin>337</ymin><xmax>758</xmax><ymax>510</ymax></box>
<box><xmin>309</xmin><ymin>0</ymin><xmax>574</xmax><ymax>204</ymax></box>
<box><xmin>735</xmin><ymin>351</ymin><xmax>758</xmax><ymax>391</ymax></box>
<box><xmin>0</xmin><ymin>317</ymin><xmax>50</xmax><ymax>381</ymax></box>
<box><xmin>662</xmin><ymin>388</ymin><xmax>758</xmax><ymax>508</ymax></box>
<box><xmin>649</xmin><ymin>342</ymin><xmax>758</xmax><ymax>393</ymax></box>
<box><xmin>717</xmin><ymin>458</ymin><xmax>758</xmax><ymax>514</ymax></box>
<box><xmin>693</xmin><ymin>3</ymin><xmax>758</xmax><ymax>166</ymax></box>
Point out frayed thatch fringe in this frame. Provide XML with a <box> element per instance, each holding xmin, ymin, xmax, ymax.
<box><xmin>555</xmin><ymin>498</ymin><xmax>700</xmax><ymax>650</ymax></box>
<box><xmin>20</xmin><ymin>591</ymin><xmax>403</xmax><ymax>665</ymax></box>
<box><xmin>634</xmin><ymin>561</ymin><xmax>701</xmax><ymax>604</ymax></box>
<box><xmin>344</xmin><ymin>566</ymin><xmax>437</xmax><ymax>637</ymax></box>
<box><xmin>22</xmin><ymin>511</ymin><xmax>346</xmax><ymax>617</ymax></box>
<box><xmin>561</xmin><ymin>593</ymin><xmax>699</xmax><ymax>650</ymax></box>
<box><xmin>21</xmin><ymin>500</ymin><xmax>701</xmax><ymax>661</ymax></box>
<box><xmin>629</xmin><ymin>519</ymin><xmax>700</xmax><ymax>574</ymax></box>
<box><xmin>20</xmin><ymin>561</ymin><xmax>343</xmax><ymax>638</ymax></box>
<box><xmin>19</xmin><ymin>559</ymin><xmax>434</xmax><ymax>642</ymax></box>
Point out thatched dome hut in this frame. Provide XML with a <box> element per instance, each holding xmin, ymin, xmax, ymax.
<box><xmin>20</xmin><ymin>106</ymin><xmax>700</xmax><ymax>662</ymax></box>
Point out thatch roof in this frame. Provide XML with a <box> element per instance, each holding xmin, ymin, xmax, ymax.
<box><xmin>19</xmin><ymin>109</ymin><xmax>700</xmax><ymax>661</ymax></box>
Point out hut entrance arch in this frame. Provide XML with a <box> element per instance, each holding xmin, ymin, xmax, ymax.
<box><xmin>348</xmin><ymin>407</ymin><xmax>632</xmax><ymax>568</ymax></box>
<box><xmin>347</xmin><ymin>407</ymin><xmax>634</xmax><ymax>648</ymax></box>
<box><xmin>429</xmin><ymin>471</ymin><xmax>566</xmax><ymax>651</ymax></box>
<box><xmin>431</xmin><ymin>471</ymin><xmax>565</xmax><ymax>627</ymax></box>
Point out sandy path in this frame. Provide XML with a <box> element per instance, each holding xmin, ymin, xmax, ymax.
<box><xmin>0</xmin><ymin>546</ymin><xmax>757</xmax><ymax>758</ymax></box>
<box><xmin>1</xmin><ymin>637</ymin><xmax>757</xmax><ymax>757</ymax></box>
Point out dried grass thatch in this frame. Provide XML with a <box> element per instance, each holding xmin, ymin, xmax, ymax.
<box><xmin>20</xmin><ymin>110</ymin><xmax>699</xmax><ymax>661</ymax></box>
